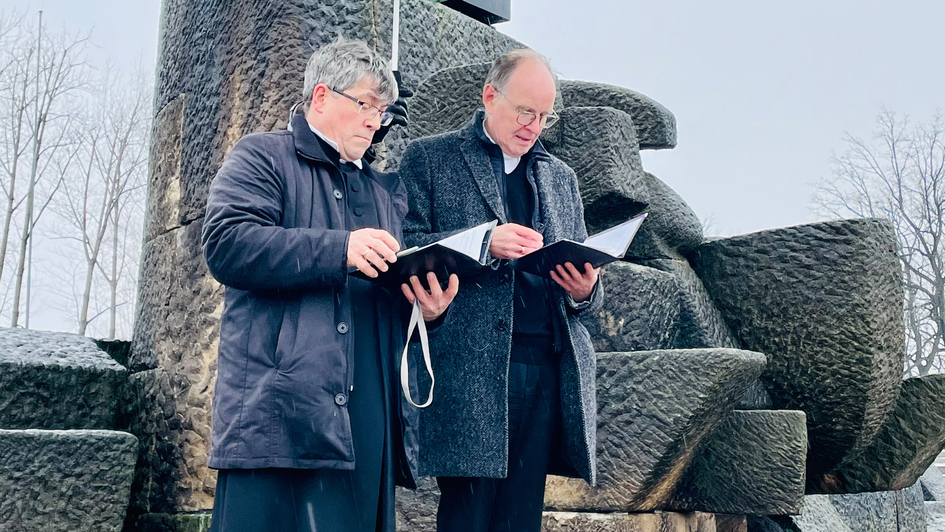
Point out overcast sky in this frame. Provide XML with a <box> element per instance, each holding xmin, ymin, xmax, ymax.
<box><xmin>9</xmin><ymin>0</ymin><xmax>944</xmax><ymax>236</ymax></box>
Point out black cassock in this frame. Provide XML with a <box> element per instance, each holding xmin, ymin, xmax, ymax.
<box><xmin>210</xmin><ymin>159</ymin><xmax>395</xmax><ymax>532</ymax></box>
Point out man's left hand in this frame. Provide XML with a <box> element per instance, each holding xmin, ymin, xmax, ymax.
<box><xmin>401</xmin><ymin>272</ymin><xmax>460</xmax><ymax>321</ymax></box>
<box><xmin>550</xmin><ymin>262</ymin><xmax>599</xmax><ymax>303</ymax></box>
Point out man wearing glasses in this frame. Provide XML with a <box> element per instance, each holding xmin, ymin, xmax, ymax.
<box><xmin>400</xmin><ymin>49</ymin><xmax>602</xmax><ymax>532</ymax></box>
<box><xmin>202</xmin><ymin>37</ymin><xmax>457</xmax><ymax>532</ymax></box>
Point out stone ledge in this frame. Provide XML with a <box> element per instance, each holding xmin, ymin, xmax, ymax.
<box><xmin>0</xmin><ymin>327</ymin><xmax>126</xmax><ymax>430</ymax></box>
<box><xmin>0</xmin><ymin>429</ymin><xmax>137</xmax><ymax>532</ymax></box>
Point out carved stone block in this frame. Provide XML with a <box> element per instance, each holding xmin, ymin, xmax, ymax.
<box><xmin>589</xmin><ymin>260</ymin><xmax>737</xmax><ymax>353</ymax></box>
<box><xmin>0</xmin><ymin>429</ymin><xmax>137</xmax><ymax>532</ymax></box>
<box><xmin>691</xmin><ymin>219</ymin><xmax>904</xmax><ymax>478</ymax></box>
<box><xmin>669</xmin><ymin>410</ymin><xmax>807</xmax><ymax>515</ymax></box>
<box><xmin>559</xmin><ymin>80</ymin><xmax>677</xmax><ymax>150</ymax></box>
<box><xmin>823</xmin><ymin>374</ymin><xmax>945</xmax><ymax>493</ymax></box>
<box><xmin>0</xmin><ymin>327</ymin><xmax>126</xmax><ymax>430</ymax></box>
<box><xmin>544</xmin><ymin>349</ymin><xmax>765</xmax><ymax>512</ymax></box>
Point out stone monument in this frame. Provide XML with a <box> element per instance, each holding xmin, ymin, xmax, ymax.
<box><xmin>2</xmin><ymin>1</ymin><xmax>943</xmax><ymax>531</ymax></box>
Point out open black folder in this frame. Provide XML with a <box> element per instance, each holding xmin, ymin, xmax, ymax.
<box><xmin>516</xmin><ymin>213</ymin><xmax>648</xmax><ymax>278</ymax></box>
<box><xmin>352</xmin><ymin>220</ymin><xmax>498</xmax><ymax>286</ymax></box>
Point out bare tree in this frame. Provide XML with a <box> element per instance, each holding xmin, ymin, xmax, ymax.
<box><xmin>812</xmin><ymin>107</ymin><xmax>945</xmax><ymax>376</ymax></box>
<box><xmin>0</xmin><ymin>10</ymin><xmax>89</xmax><ymax>327</ymax></box>
<box><xmin>50</xmin><ymin>62</ymin><xmax>150</xmax><ymax>338</ymax></box>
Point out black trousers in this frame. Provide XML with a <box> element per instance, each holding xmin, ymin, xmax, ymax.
<box><xmin>436</xmin><ymin>340</ymin><xmax>561</xmax><ymax>532</ymax></box>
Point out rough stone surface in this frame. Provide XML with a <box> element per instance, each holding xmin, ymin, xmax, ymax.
<box><xmin>669</xmin><ymin>410</ymin><xmax>808</xmax><ymax>515</ymax></box>
<box><xmin>929</xmin><ymin>513</ymin><xmax>945</xmax><ymax>531</ymax></box>
<box><xmin>541</xmin><ymin>106</ymin><xmax>648</xmax><ymax>233</ymax></box>
<box><xmin>0</xmin><ymin>327</ymin><xmax>126</xmax><ymax>430</ymax></box>
<box><xmin>94</xmin><ymin>338</ymin><xmax>132</xmax><ymax>367</ymax></box>
<box><xmin>129</xmin><ymin>221</ymin><xmax>221</xmax><ymax>515</ymax></box>
<box><xmin>716</xmin><ymin>515</ymin><xmax>748</xmax><ymax>532</ymax></box>
<box><xmin>410</xmin><ymin>62</ymin><xmax>493</xmax><ymax>140</ymax></box>
<box><xmin>136</xmin><ymin>511</ymin><xmax>212</xmax><ymax>532</ymax></box>
<box><xmin>544</xmin><ymin>349</ymin><xmax>766</xmax><ymax>512</ymax></box>
<box><xmin>395</xmin><ymin>478</ymin><xmax>439</xmax><ymax>532</ymax></box>
<box><xmin>738</xmin><ymin>380</ymin><xmax>773</xmax><ymax>410</ymax></box>
<box><xmin>588</xmin><ymin>260</ymin><xmax>738</xmax><ymax>353</ymax></box>
<box><xmin>0</xmin><ymin>429</ymin><xmax>137</xmax><ymax>532</ymax></box>
<box><xmin>825</xmin><ymin>374</ymin><xmax>945</xmax><ymax>493</ymax></box>
<box><xmin>623</xmin><ymin>173</ymin><xmax>704</xmax><ymax>260</ymax></box>
<box><xmin>542</xmin><ymin>511</ymin><xmax>716</xmax><ymax>532</ymax></box>
<box><xmin>144</xmin><ymin>93</ymin><xmax>185</xmax><ymax>241</ymax></box>
<box><xmin>776</xmin><ymin>495</ymin><xmax>853</xmax><ymax>532</ymax></box>
<box><xmin>922</xmin><ymin>465</ymin><xmax>945</xmax><ymax>502</ymax></box>
<box><xmin>141</xmin><ymin>0</ymin><xmax>531</xmax><ymax>513</ymax></box>
<box><xmin>691</xmin><ymin>219</ymin><xmax>904</xmax><ymax>479</ymax></box>
<box><xmin>828</xmin><ymin>482</ymin><xmax>927</xmax><ymax>532</ymax></box>
<box><xmin>559</xmin><ymin>80</ymin><xmax>677</xmax><ymax>150</ymax></box>
<box><xmin>123</xmin><ymin>369</ymin><xmax>188</xmax><ymax>520</ymax></box>
<box><xmin>928</xmin><ymin>501</ymin><xmax>945</xmax><ymax>514</ymax></box>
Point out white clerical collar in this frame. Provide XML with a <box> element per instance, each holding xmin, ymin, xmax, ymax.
<box><xmin>308</xmin><ymin>122</ymin><xmax>363</xmax><ymax>169</ymax></box>
<box><xmin>482</xmin><ymin>116</ymin><xmax>521</xmax><ymax>174</ymax></box>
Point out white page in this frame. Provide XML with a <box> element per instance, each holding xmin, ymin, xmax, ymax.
<box><xmin>433</xmin><ymin>220</ymin><xmax>496</xmax><ymax>261</ymax></box>
<box><xmin>582</xmin><ymin>214</ymin><xmax>647</xmax><ymax>257</ymax></box>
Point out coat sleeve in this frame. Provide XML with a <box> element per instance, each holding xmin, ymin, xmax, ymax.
<box><xmin>400</xmin><ymin>140</ymin><xmax>462</xmax><ymax>248</ymax></box>
<box><xmin>201</xmin><ymin>135</ymin><xmax>349</xmax><ymax>291</ymax></box>
<box><xmin>562</xmin><ymin>164</ymin><xmax>605</xmax><ymax>315</ymax></box>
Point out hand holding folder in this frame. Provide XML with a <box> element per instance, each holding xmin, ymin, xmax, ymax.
<box><xmin>351</xmin><ymin>220</ymin><xmax>498</xmax><ymax>286</ymax></box>
<box><xmin>516</xmin><ymin>213</ymin><xmax>648</xmax><ymax>278</ymax></box>
<box><xmin>352</xmin><ymin>221</ymin><xmax>498</xmax><ymax>409</ymax></box>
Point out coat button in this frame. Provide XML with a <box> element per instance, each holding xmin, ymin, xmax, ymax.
<box><xmin>334</xmin><ymin>393</ymin><xmax>347</xmax><ymax>406</ymax></box>
<box><xmin>354</xmin><ymin>207</ymin><xmax>364</xmax><ymax>216</ymax></box>
<box><xmin>333</xmin><ymin>189</ymin><xmax>343</xmax><ymax>200</ymax></box>
<box><xmin>350</xmin><ymin>182</ymin><xmax>360</xmax><ymax>192</ymax></box>
<box><xmin>337</xmin><ymin>322</ymin><xmax>348</xmax><ymax>334</ymax></box>
<box><xmin>496</xmin><ymin>319</ymin><xmax>507</xmax><ymax>332</ymax></box>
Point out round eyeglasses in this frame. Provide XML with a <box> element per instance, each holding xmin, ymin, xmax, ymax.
<box><xmin>330</xmin><ymin>87</ymin><xmax>394</xmax><ymax>126</ymax></box>
<box><xmin>494</xmin><ymin>87</ymin><xmax>559</xmax><ymax>129</ymax></box>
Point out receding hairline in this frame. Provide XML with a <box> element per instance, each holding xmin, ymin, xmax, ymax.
<box><xmin>484</xmin><ymin>49</ymin><xmax>557</xmax><ymax>92</ymax></box>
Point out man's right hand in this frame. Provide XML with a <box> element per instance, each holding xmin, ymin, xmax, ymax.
<box><xmin>488</xmin><ymin>223</ymin><xmax>543</xmax><ymax>259</ymax></box>
<box><xmin>348</xmin><ymin>228</ymin><xmax>401</xmax><ymax>278</ymax></box>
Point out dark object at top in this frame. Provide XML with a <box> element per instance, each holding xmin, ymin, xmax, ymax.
<box><xmin>434</xmin><ymin>0</ymin><xmax>511</xmax><ymax>24</ymax></box>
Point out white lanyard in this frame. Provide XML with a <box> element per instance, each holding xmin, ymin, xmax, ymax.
<box><xmin>400</xmin><ymin>299</ymin><xmax>435</xmax><ymax>408</ymax></box>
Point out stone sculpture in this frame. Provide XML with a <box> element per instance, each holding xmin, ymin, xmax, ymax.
<box><xmin>2</xmin><ymin>1</ymin><xmax>944</xmax><ymax>531</ymax></box>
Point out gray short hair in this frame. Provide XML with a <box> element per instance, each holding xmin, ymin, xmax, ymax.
<box><xmin>484</xmin><ymin>49</ymin><xmax>556</xmax><ymax>92</ymax></box>
<box><xmin>302</xmin><ymin>37</ymin><xmax>397</xmax><ymax>106</ymax></box>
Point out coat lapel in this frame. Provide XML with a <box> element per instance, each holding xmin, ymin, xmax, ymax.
<box><xmin>460</xmin><ymin>138</ymin><xmax>507</xmax><ymax>224</ymax></box>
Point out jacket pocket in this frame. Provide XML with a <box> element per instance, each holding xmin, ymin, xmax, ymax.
<box><xmin>271</xmin><ymin>364</ymin><xmax>354</xmax><ymax>462</ymax></box>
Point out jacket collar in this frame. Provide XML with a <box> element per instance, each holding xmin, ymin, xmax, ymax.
<box><xmin>458</xmin><ymin>108</ymin><xmax>553</xmax><ymax>163</ymax></box>
<box><xmin>291</xmin><ymin>113</ymin><xmax>346</xmax><ymax>166</ymax></box>
<box><xmin>457</xmin><ymin>109</ymin><xmax>554</xmax><ymax>223</ymax></box>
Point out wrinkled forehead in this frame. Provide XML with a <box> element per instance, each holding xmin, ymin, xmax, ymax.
<box><xmin>505</xmin><ymin>65</ymin><xmax>556</xmax><ymax>109</ymax></box>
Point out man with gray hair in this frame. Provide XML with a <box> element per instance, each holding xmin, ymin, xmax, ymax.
<box><xmin>400</xmin><ymin>48</ymin><xmax>601</xmax><ymax>531</ymax></box>
<box><xmin>202</xmin><ymin>37</ymin><xmax>458</xmax><ymax>532</ymax></box>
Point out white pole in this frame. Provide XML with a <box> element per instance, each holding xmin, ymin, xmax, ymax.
<box><xmin>391</xmin><ymin>0</ymin><xmax>400</xmax><ymax>71</ymax></box>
